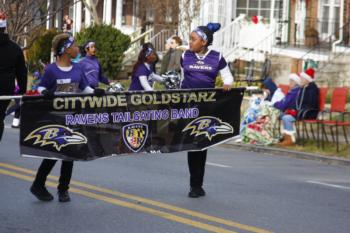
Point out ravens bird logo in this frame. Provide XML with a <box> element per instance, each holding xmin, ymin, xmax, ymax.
<box><xmin>182</xmin><ymin>116</ymin><xmax>233</xmax><ymax>141</ymax></box>
<box><xmin>24</xmin><ymin>125</ymin><xmax>87</xmax><ymax>151</ymax></box>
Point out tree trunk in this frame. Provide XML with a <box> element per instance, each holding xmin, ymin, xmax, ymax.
<box><xmin>82</xmin><ymin>0</ymin><xmax>101</xmax><ymax>25</ymax></box>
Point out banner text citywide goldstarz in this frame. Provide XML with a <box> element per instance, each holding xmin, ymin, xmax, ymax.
<box><xmin>53</xmin><ymin>91</ymin><xmax>216</xmax><ymax>110</ymax></box>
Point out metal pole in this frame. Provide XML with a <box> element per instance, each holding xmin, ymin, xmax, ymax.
<box><xmin>0</xmin><ymin>96</ymin><xmax>24</xmax><ymax>100</ymax></box>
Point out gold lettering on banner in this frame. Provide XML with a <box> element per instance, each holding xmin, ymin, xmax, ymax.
<box><xmin>117</xmin><ymin>95</ymin><xmax>127</xmax><ymax>106</ymax></box>
<box><xmin>187</xmin><ymin>92</ymin><xmax>198</xmax><ymax>103</ymax></box>
<box><xmin>207</xmin><ymin>91</ymin><xmax>216</xmax><ymax>102</ymax></box>
<box><xmin>152</xmin><ymin>94</ymin><xmax>162</xmax><ymax>105</ymax></box>
<box><xmin>161</xmin><ymin>93</ymin><xmax>171</xmax><ymax>104</ymax></box>
<box><xmin>107</xmin><ymin>96</ymin><xmax>117</xmax><ymax>107</ymax></box>
<box><xmin>70</xmin><ymin>97</ymin><xmax>79</xmax><ymax>109</ymax></box>
<box><xmin>171</xmin><ymin>93</ymin><xmax>181</xmax><ymax>103</ymax></box>
<box><xmin>131</xmin><ymin>94</ymin><xmax>142</xmax><ymax>105</ymax></box>
<box><xmin>182</xmin><ymin>92</ymin><xmax>189</xmax><ymax>103</ymax></box>
<box><xmin>52</xmin><ymin>91</ymin><xmax>218</xmax><ymax>110</ymax></box>
<box><xmin>142</xmin><ymin>94</ymin><xmax>153</xmax><ymax>105</ymax></box>
<box><xmin>53</xmin><ymin>98</ymin><xmax>64</xmax><ymax>110</ymax></box>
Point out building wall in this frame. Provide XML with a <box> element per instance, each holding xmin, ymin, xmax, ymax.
<box><xmin>289</xmin><ymin>0</ymin><xmax>318</xmax><ymax>44</ymax></box>
<box><xmin>345</xmin><ymin>0</ymin><xmax>350</xmax><ymax>44</ymax></box>
<box><xmin>124</xmin><ymin>0</ymin><xmax>134</xmax><ymax>26</ymax></box>
<box><xmin>305</xmin><ymin>0</ymin><xmax>318</xmax><ymax>29</ymax></box>
<box><xmin>289</xmin><ymin>1</ymin><xmax>296</xmax><ymax>44</ymax></box>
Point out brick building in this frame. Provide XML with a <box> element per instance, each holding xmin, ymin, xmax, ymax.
<box><xmin>46</xmin><ymin>0</ymin><xmax>179</xmax><ymax>35</ymax></box>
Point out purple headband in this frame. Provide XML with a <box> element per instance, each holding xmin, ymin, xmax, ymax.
<box><xmin>85</xmin><ymin>41</ymin><xmax>95</xmax><ymax>49</ymax></box>
<box><xmin>57</xmin><ymin>36</ymin><xmax>75</xmax><ymax>56</ymax></box>
<box><xmin>145</xmin><ymin>47</ymin><xmax>154</xmax><ymax>57</ymax></box>
<box><xmin>193</xmin><ymin>28</ymin><xmax>208</xmax><ymax>41</ymax></box>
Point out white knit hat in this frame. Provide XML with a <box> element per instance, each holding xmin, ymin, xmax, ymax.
<box><xmin>289</xmin><ymin>73</ymin><xmax>301</xmax><ymax>85</ymax></box>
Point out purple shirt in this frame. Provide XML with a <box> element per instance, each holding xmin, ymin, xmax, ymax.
<box><xmin>39</xmin><ymin>63</ymin><xmax>89</xmax><ymax>93</ymax></box>
<box><xmin>129</xmin><ymin>63</ymin><xmax>154</xmax><ymax>91</ymax></box>
<box><xmin>273</xmin><ymin>86</ymin><xmax>300</xmax><ymax>111</ymax></box>
<box><xmin>79</xmin><ymin>55</ymin><xmax>109</xmax><ymax>88</ymax></box>
<box><xmin>180</xmin><ymin>50</ymin><xmax>227</xmax><ymax>89</ymax></box>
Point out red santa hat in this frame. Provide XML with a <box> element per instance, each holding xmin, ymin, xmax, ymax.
<box><xmin>300</xmin><ymin>68</ymin><xmax>315</xmax><ymax>82</ymax></box>
<box><xmin>0</xmin><ymin>11</ymin><xmax>7</xmax><ymax>28</ymax></box>
<box><xmin>289</xmin><ymin>73</ymin><xmax>301</xmax><ymax>85</ymax></box>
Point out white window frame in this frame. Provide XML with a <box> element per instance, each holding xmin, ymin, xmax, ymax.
<box><xmin>318</xmin><ymin>0</ymin><xmax>341</xmax><ymax>40</ymax></box>
<box><xmin>236</xmin><ymin>0</ymin><xmax>278</xmax><ymax>21</ymax></box>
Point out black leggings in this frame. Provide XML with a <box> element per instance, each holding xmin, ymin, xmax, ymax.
<box><xmin>0</xmin><ymin>100</ymin><xmax>10</xmax><ymax>141</ymax></box>
<box><xmin>32</xmin><ymin>159</ymin><xmax>74</xmax><ymax>192</ymax></box>
<box><xmin>187</xmin><ymin>150</ymin><xmax>207</xmax><ymax>188</ymax></box>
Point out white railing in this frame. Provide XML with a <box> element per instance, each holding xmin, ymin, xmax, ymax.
<box><xmin>225</xmin><ymin>19</ymin><xmax>278</xmax><ymax>62</ymax></box>
<box><xmin>150</xmin><ymin>29</ymin><xmax>177</xmax><ymax>52</ymax></box>
<box><xmin>128</xmin><ymin>27</ymin><xmax>143</xmax><ymax>41</ymax></box>
<box><xmin>122</xmin><ymin>28</ymin><xmax>155</xmax><ymax>64</ymax></box>
<box><xmin>212</xmin><ymin>14</ymin><xmax>245</xmax><ymax>54</ymax></box>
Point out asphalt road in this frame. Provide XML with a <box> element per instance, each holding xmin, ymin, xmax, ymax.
<box><xmin>1</xmin><ymin>117</ymin><xmax>350</xmax><ymax>233</ymax></box>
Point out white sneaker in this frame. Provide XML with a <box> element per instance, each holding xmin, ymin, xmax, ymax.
<box><xmin>12</xmin><ymin>118</ymin><xmax>20</xmax><ymax>128</ymax></box>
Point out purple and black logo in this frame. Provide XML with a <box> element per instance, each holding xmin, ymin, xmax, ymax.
<box><xmin>182</xmin><ymin>116</ymin><xmax>233</xmax><ymax>141</ymax></box>
<box><xmin>24</xmin><ymin>125</ymin><xmax>87</xmax><ymax>151</ymax></box>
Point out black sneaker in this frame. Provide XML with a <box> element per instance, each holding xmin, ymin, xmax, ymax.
<box><xmin>58</xmin><ymin>191</ymin><xmax>71</xmax><ymax>202</ymax></box>
<box><xmin>188</xmin><ymin>187</ymin><xmax>206</xmax><ymax>198</ymax></box>
<box><xmin>30</xmin><ymin>185</ymin><xmax>54</xmax><ymax>201</ymax></box>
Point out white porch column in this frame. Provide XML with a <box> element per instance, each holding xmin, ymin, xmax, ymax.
<box><xmin>201</xmin><ymin>0</ymin><xmax>209</xmax><ymax>25</ymax></box>
<box><xmin>46</xmin><ymin>0</ymin><xmax>52</xmax><ymax>30</ymax></box>
<box><xmin>73</xmin><ymin>1</ymin><xmax>82</xmax><ymax>34</ymax></box>
<box><xmin>281</xmin><ymin>0</ymin><xmax>289</xmax><ymax>43</ymax></box>
<box><xmin>55</xmin><ymin>0</ymin><xmax>63</xmax><ymax>30</ymax></box>
<box><xmin>214</xmin><ymin>0</ymin><xmax>220</xmax><ymax>23</ymax></box>
<box><xmin>115</xmin><ymin>0</ymin><xmax>123</xmax><ymax>29</ymax></box>
<box><xmin>103</xmin><ymin>0</ymin><xmax>112</xmax><ymax>25</ymax></box>
<box><xmin>226</xmin><ymin>0</ymin><xmax>233</xmax><ymax>26</ymax></box>
<box><xmin>270</xmin><ymin>0</ymin><xmax>275</xmax><ymax>20</ymax></box>
<box><xmin>85</xmin><ymin>5</ymin><xmax>91</xmax><ymax>27</ymax></box>
<box><xmin>133</xmin><ymin>0</ymin><xmax>139</xmax><ymax>31</ymax></box>
<box><xmin>232</xmin><ymin>0</ymin><xmax>237</xmax><ymax>19</ymax></box>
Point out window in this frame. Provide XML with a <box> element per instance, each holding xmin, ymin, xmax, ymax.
<box><xmin>319</xmin><ymin>0</ymin><xmax>341</xmax><ymax>37</ymax></box>
<box><xmin>165</xmin><ymin>7</ymin><xmax>172</xmax><ymax>23</ymax></box>
<box><xmin>236</xmin><ymin>0</ymin><xmax>281</xmax><ymax>20</ymax></box>
<box><xmin>146</xmin><ymin>8</ymin><xmax>154</xmax><ymax>22</ymax></box>
<box><xmin>261</xmin><ymin>0</ymin><xmax>271</xmax><ymax>8</ymax></box>
<box><xmin>249</xmin><ymin>0</ymin><xmax>259</xmax><ymax>8</ymax></box>
<box><xmin>237</xmin><ymin>0</ymin><xmax>247</xmax><ymax>8</ymax></box>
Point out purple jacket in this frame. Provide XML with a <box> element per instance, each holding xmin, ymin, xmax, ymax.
<box><xmin>273</xmin><ymin>86</ymin><xmax>300</xmax><ymax>111</ymax></box>
<box><xmin>79</xmin><ymin>55</ymin><xmax>109</xmax><ymax>88</ymax></box>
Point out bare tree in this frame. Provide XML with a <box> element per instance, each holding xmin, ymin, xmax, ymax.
<box><xmin>179</xmin><ymin>0</ymin><xmax>201</xmax><ymax>39</ymax></box>
<box><xmin>81</xmin><ymin>0</ymin><xmax>101</xmax><ymax>25</ymax></box>
<box><xmin>0</xmin><ymin>0</ymin><xmax>77</xmax><ymax>47</ymax></box>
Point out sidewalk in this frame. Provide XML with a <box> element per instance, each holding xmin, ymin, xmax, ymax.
<box><xmin>223</xmin><ymin>139</ymin><xmax>350</xmax><ymax>167</ymax></box>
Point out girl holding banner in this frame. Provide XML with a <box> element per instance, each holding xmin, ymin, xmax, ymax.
<box><xmin>181</xmin><ymin>23</ymin><xmax>233</xmax><ymax>198</ymax></box>
<box><xmin>30</xmin><ymin>33</ymin><xmax>101</xmax><ymax>203</ymax></box>
<box><xmin>129</xmin><ymin>43</ymin><xmax>165</xmax><ymax>91</ymax></box>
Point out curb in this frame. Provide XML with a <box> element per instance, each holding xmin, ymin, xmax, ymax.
<box><xmin>222</xmin><ymin>141</ymin><xmax>350</xmax><ymax>167</ymax></box>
